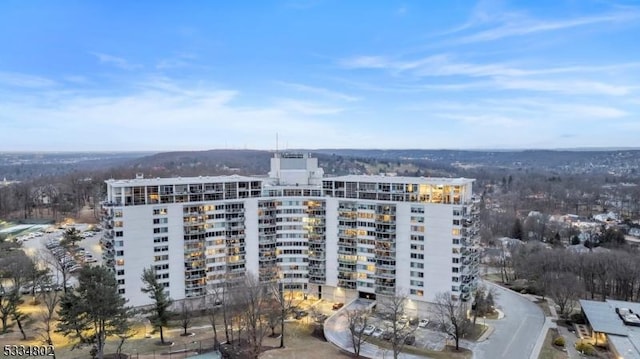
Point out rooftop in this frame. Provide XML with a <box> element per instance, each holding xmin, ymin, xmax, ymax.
<box><xmin>105</xmin><ymin>174</ymin><xmax>262</xmax><ymax>186</ymax></box>
<box><xmin>324</xmin><ymin>175</ymin><xmax>474</xmax><ymax>185</ymax></box>
<box><xmin>580</xmin><ymin>299</ymin><xmax>640</xmax><ymax>359</ymax></box>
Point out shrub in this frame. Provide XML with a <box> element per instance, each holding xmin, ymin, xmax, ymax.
<box><xmin>575</xmin><ymin>342</ymin><xmax>596</xmax><ymax>356</ymax></box>
<box><xmin>553</xmin><ymin>336</ymin><xmax>565</xmax><ymax>347</ymax></box>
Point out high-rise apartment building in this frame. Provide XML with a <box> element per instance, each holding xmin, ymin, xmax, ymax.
<box><xmin>101</xmin><ymin>153</ymin><xmax>480</xmax><ymax>311</ymax></box>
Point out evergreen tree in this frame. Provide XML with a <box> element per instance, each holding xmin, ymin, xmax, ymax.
<box><xmin>141</xmin><ymin>267</ymin><xmax>173</xmax><ymax>344</ymax></box>
<box><xmin>511</xmin><ymin>218</ymin><xmax>523</xmax><ymax>240</ymax></box>
<box><xmin>56</xmin><ymin>266</ymin><xmax>130</xmax><ymax>359</ymax></box>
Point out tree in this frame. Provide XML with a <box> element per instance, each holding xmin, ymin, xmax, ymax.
<box><xmin>41</xmin><ymin>249</ymin><xmax>72</xmax><ymax>294</ymax></box>
<box><xmin>548</xmin><ymin>272</ymin><xmax>583</xmax><ymax>318</ymax></box>
<box><xmin>235</xmin><ymin>272</ymin><xmax>271</xmax><ymax>359</ymax></box>
<box><xmin>56</xmin><ymin>266</ymin><xmax>130</xmax><ymax>359</ymax></box>
<box><xmin>140</xmin><ymin>267</ymin><xmax>172</xmax><ymax>345</ymax></box>
<box><xmin>511</xmin><ymin>218</ymin><xmax>523</xmax><ymax>240</ymax></box>
<box><xmin>346</xmin><ymin>308</ymin><xmax>369</xmax><ymax>357</ymax></box>
<box><xmin>36</xmin><ymin>289</ymin><xmax>61</xmax><ymax>346</ymax></box>
<box><xmin>434</xmin><ymin>292</ymin><xmax>472</xmax><ymax>351</ymax></box>
<box><xmin>472</xmin><ymin>285</ymin><xmax>497</xmax><ymax>325</ymax></box>
<box><xmin>379</xmin><ymin>293</ymin><xmax>415</xmax><ymax>359</ymax></box>
<box><xmin>60</xmin><ymin>227</ymin><xmax>83</xmax><ymax>248</ymax></box>
<box><xmin>205</xmin><ymin>287</ymin><xmax>222</xmax><ymax>349</ymax></box>
<box><xmin>179</xmin><ymin>300</ymin><xmax>193</xmax><ymax>336</ymax></box>
<box><xmin>268</xmin><ymin>280</ymin><xmax>296</xmax><ymax>348</ymax></box>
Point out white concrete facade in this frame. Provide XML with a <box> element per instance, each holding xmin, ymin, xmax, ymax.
<box><xmin>102</xmin><ymin>153</ymin><xmax>480</xmax><ymax>307</ymax></box>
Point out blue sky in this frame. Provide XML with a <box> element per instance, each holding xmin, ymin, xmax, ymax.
<box><xmin>1</xmin><ymin>0</ymin><xmax>639</xmax><ymax>151</ymax></box>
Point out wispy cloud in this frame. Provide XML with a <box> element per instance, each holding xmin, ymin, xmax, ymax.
<box><xmin>91</xmin><ymin>52</ymin><xmax>142</xmax><ymax>70</ymax></box>
<box><xmin>0</xmin><ymin>77</ymin><xmax>357</xmax><ymax>151</ymax></box>
<box><xmin>0</xmin><ymin>71</ymin><xmax>56</xmax><ymax>88</ymax></box>
<box><xmin>443</xmin><ymin>4</ymin><xmax>640</xmax><ymax>44</ymax></box>
<box><xmin>494</xmin><ymin>78</ymin><xmax>632</xmax><ymax>96</ymax></box>
<box><xmin>276</xmin><ymin>81</ymin><xmax>360</xmax><ymax>102</ymax></box>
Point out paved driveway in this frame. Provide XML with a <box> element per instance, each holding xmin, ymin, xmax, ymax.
<box><xmin>468</xmin><ymin>282</ymin><xmax>545</xmax><ymax>359</ymax></box>
<box><xmin>324</xmin><ymin>299</ymin><xmax>434</xmax><ymax>359</ymax></box>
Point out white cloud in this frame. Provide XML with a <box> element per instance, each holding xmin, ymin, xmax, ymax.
<box><xmin>276</xmin><ymin>81</ymin><xmax>360</xmax><ymax>102</ymax></box>
<box><xmin>494</xmin><ymin>78</ymin><xmax>631</xmax><ymax>96</ymax></box>
<box><xmin>0</xmin><ymin>79</ymin><xmax>357</xmax><ymax>151</ymax></box>
<box><xmin>91</xmin><ymin>52</ymin><xmax>142</xmax><ymax>70</ymax></box>
<box><xmin>0</xmin><ymin>72</ymin><xmax>56</xmax><ymax>88</ymax></box>
<box><xmin>441</xmin><ymin>1</ymin><xmax>640</xmax><ymax>44</ymax></box>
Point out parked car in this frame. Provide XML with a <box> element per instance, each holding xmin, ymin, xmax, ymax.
<box><xmin>382</xmin><ymin>331</ymin><xmax>393</xmax><ymax>340</ymax></box>
<box><xmin>418</xmin><ymin>319</ymin><xmax>430</xmax><ymax>328</ymax></box>
<box><xmin>363</xmin><ymin>325</ymin><xmax>375</xmax><ymax>336</ymax></box>
<box><xmin>404</xmin><ymin>335</ymin><xmax>416</xmax><ymax>345</ymax></box>
<box><xmin>332</xmin><ymin>302</ymin><xmax>344</xmax><ymax>310</ymax></box>
<box><xmin>294</xmin><ymin>310</ymin><xmax>308</xmax><ymax>319</ymax></box>
<box><xmin>372</xmin><ymin>328</ymin><xmax>384</xmax><ymax>337</ymax></box>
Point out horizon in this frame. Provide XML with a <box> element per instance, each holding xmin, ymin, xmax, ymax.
<box><xmin>1</xmin><ymin>1</ymin><xmax>639</xmax><ymax>151</ymax></box>
<box><xmin>2</xmin><ymin>146</ymin><xmax>640</xmax><ymax>155</ymax></box>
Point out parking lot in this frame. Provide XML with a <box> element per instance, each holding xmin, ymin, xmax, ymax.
<box><xmin>19</xmin><ymin>223</ymin><xmax>104</xmax><ymax>290</ymax></box>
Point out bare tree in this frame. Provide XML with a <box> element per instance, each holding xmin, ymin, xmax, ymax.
<box><xmin>346</xmin><ymin>308</ymin><xmax>370</xmax><ymax>358</ymax></box>
<box><xmin>380</xmin><ymin>293</ymin><xmax>415</xmax><ymax>359</ymax></box>
<box><xmin>36</xmin><ymin>290</ymin><xmax>61</xmax><ymax>345</ymax></box>
<box><xmin>434</xmin><ymin>292</ymin><xmax>472</xmax><ymax>351</ymax></box>
<box><xmin>236</xmin><ymin>272</ymin><xmax>270</xmax><ymax>359</ymax></box>
<box><xmin>548</xmin><ymin>272</ymin><xmax>583</xmax><ymax>318</ymax></box>
<box><xmin>205</xmin><ymin>287</ymin><xmax>223</xmax><ymax>348</ymax></box>
<box><xmin>40</xmin><ymin>249</ymin><xmax>72</xmax><ymax>294</ymax></box>
<box><xmin>179</xmin><ymin>300</ymin><xmax>193</xmax><ymax>336</ymax></box>
<box><xmin>268</xmin><ymin>280</ymin><xmax>296</xmax><ymax>348</ymax></box>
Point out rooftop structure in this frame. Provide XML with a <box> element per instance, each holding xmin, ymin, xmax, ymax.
<box><xmin>580</xmin><ymin>299</ymin><xmax>640</xmax><ymax>359</ymax></box>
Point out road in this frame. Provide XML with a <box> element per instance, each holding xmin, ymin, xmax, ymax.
<box><xmin>468</xmin><ymin>282</ymin><xmax>545</xmax><ymax>359</ymax></box>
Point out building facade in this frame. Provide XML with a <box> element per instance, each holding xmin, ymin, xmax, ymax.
<box><xmin>101</xmin><ymin>153</ymin><xmax>480</xmax><ymax>310</ymax></box>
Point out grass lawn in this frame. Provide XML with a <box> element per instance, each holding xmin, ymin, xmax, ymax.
<box><xmin>463</xmin><ymin>323</ymin><xmax>488</xmax><ymax>341</ymax></box>
<box><xmin>538</xmin><ymin>329</ymin><xmax>568</xmax><ymax>359</ymax></box>
<box><xmin>535</xmin><ymin>299</ymin><xmax>553</xmax><ymax>317</ymax></box>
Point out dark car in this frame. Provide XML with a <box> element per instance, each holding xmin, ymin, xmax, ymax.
<box><xmin>294</xmin><ymin>310</ymin><xmax>308</xmax><ymax>319</ymax></box>
<box><xmin>332</xmin><ymin>302</ymin><xmax>344</xmax><ymax>310</ymax></box>
<box><xmin>404</xmin><ymin>335</ymin><xmax>416</xmax><ymax>345</ymax></box>
<box><xmin>382</xmin><ymin>331</ymin><xmax>393</xmax><ymax>341</ymax></box>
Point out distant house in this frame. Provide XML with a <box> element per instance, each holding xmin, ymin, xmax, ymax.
<box><xmin>594</xmin><ymin>212</ymin><xmax>618</xmax><ymax>223</ymax></box>
<box><xmin>579</xmin><ymin>299</ymin><xmax>640</xmax><ymax>358</ymax></box>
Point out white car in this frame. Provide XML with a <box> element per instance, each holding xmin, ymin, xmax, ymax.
<box><xmin>363</xmin><ymin>325</ymin><xmax>375</xmax><ymax>336</ymax></box>
<box><xmin>372</xmin><ymin>328</ymin><xmax>384</xmax><ymax>337</ymax></box>
<box><xmin>418</xmin><ymin>319</ymin><xmax>429</xmax><ymax>328</ymax></box>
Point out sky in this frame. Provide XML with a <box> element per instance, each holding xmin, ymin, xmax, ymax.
<box><xmin>1</xmin><ymin>0</ymin><xmax>640</xmax><ymax>151</ymax></box>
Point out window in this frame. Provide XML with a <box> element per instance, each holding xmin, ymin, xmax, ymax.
<box><xmin>116</xmin><ymin>240</ymin><xmax>124</xmax><ymax>247</ymax></box>
<box><xmin>453</xmin><ymin>219</ymin><xmax>460</xmax><ymax>225</ymax></box>
<box><xmin>452</xmin><ymin>277</ymin><xmax>459</xmax><ymax>282</ymax></box>
<box><xmin>153</xmin><ymin>208</ymin><xmax>168</xmax><ymax>215</ymax></box>
<box><xmin>155</xmin><ymin>273</ymin><xmax>170</xmax><ymax>279</ymax></box>
<box><xmin>116</xmin><ymin>259</ymin><xmax>124</xmax><ymax>266</ymax></box>
<box><xmin>452</xmin><ymin>238</ymin><xmax>460</xmax><ymax>245</ymax></box>
<box><xmin>452</xmin><ymin>258</ymin><xmax>460</xmax><ymax>263</ymax></box>
<box><xmin>154</xmin><ymin>236</ymin><xmax>169</xmax><ymax>243</ymax></box>
<box><xmin>452</xmin><ymin>286</ymin><xmax>459</xmax><ymax>292</ymax></box>
<box><xmin>410</xmin><ymin>253</ymin><xmax>424</xmax><ymax>259</ymax></box>
<box><xmin>154</xmin><ymin>264</ymin><xmax>169</xmax><ymax>271</ymax></box>
<box><xmin>116</xmin><ymin>269</ymin><xmax>125</xmax><ymax>276</ymax></box>
<box><xmin>154</xmin><ymin>255</ymin><xmax>169</xmax><ymax>262</ymax></box>
<box><xmin>115</xmin><ymin>231</ymin><xmax>124</xmax><ymax>237</ymax></box>
<box><xmin>153</xmin><ymin>218</ymin><xmax>168</xmax><ymax>224</ymax></box>
<box><xmin>410</xmin><ymin>262</ymin><xmax>424</xmax><ymax>269</ymax></box>
<box><xmin>452</xmin><ymin>228</ymin><xmax>460</xmax><ymax>236</ymax></box>
<box><xmin>410</xmin><ymin>235</ymin><xmax>424</xmax><ymax>242</ymax></box>
<box><xmin>117</xmin><ymin>279</ymin><xmax>125</xmax><ymax>285</ymax></box>
<box><xmin>153</xmin><ymin>227</ymin><xmax>168</xmax><ymax>233</ymax></box>
<box><xmin>118</xmin><ymin>288</ymin><xmax>125</xmax><ymax>294</ymax></box>
<box><xmin>154</xmin><ymin>246</ymin><xmax>169</xmax><ymax>252</ymax></box>
<box><xmin>410</xmin><ymin>271</ymin><xmax>424</xmax><ymax>278</ymax></box>
<box><xmin>116</xmin><ymin>250</ymin><xmax>124</xmax><ymax>257</ymax></box>
<box><xmin>410</xmin><ymin>289</ymin><xmax>423</xmax><ymax>297</ymax></box>
<box><xmin>114</xmin><ymin>221</ymin><xmax>124</xmax><ymax>227</ymax></box>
